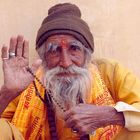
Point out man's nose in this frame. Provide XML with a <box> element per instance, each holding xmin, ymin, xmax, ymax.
<box><xmin>59</xmin><ymin>50</ymin><xmax>72</xmax><ymax>68</ymax></box>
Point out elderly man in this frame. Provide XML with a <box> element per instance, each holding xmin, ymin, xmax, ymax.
<box><xmin>0</xmin><ymin>3</ymin><xmax>140</xmax><ymax>140</ymax></box>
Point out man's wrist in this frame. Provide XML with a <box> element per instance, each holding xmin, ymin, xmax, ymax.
<box><xmin>100</xmin><ymin>106</ymin><xmax>125</xmax><ymax>127</ymax></box>
<box><xmin>0</xmin><ymin>85</ymin><xmax>19</xmax><ymax>101</ymax></box>
<box><xmin>106</xmin><ymin>106</ymin><xmax>125</xmax><ymax>126</ymax></box>
<box><xmin>0</xmin><ymin>88</ymin><xmax>12</xmax><ymax>116</ymax></box>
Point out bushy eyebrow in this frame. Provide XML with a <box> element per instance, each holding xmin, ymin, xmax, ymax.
<box><xmin>45</xmin><ymin>40</ymin><xmax>85</xmax><ymax>52</ymax></box>
<box><xmin>70</xmin><ymin>41</ymin><xmax>85</xmax><ymax>50</ymax></box>
<box><xmin>46</xmin><ymin>43</ymin><xmax>60</xmax><ymax>52</ymax></box>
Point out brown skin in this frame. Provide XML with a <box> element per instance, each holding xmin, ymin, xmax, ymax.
<box><xmin>0</xmin><ymin>35</ymin><xmax>42</xmax><ymax>115</ymax></box>
<box><xmin>45</xmin><ymin>35</ymin><xmax>125</xmax><ymax>135</ymax></box>
<box><xmin>64</xmin><ymin>104</ymin><xmax>125</xmax><ymax>135</ymax></box>
<box><xmin>0</xmin><ymin>34</ymin><xmax>124</xmax><ymax>135</ymax></box>
<box><xmin>44</xmin><ymin>35</ymin><xmax>85</xmax><ymax>69</ymax></box>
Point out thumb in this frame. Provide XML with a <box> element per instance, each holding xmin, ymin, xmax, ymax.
<box><xmin>30</xmin><ymin>59</ymin><xmax>42</xmax><ymax>73</ymax></box>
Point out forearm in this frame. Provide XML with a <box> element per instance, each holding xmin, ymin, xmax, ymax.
<box><xmin>0</xmin><ymin>87</ymin><xmax>14</xmax><ymax>116</ymax></box>
<box><xmin>64</xmin><ymin>104</ymin><xmax>125</xmax><ymax>134</ymax></box>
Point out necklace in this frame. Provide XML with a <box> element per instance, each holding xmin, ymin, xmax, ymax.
<box><xmin>27</xmin><ymin>67</ymin><xmax>89</xmax><ymax>140</ymax></box>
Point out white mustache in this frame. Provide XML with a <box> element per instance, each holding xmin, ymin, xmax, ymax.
<box><xmin>44</xmin><ymin>65</ymin><xmax>92</xmax><ymax>115</ymax></box>
<box><xmin>46</xmin><ymin>65</ymin><xmax>88</xmax><ymax>78</ymax></box>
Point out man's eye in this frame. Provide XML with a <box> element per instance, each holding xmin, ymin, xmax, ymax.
<box><xmin>70</xmin><ymin>45</ymin><xmax>81</xmax><ymax>51</ymax></box>
<box><xmin>49</xmin><ymin>46</ymin><xmax>61</xmax><ymax>55</ymax></box>
<box><xmin>50</xmin><ymin>50</ymin><xmax>57</xmax><ymax>54</ymax></box>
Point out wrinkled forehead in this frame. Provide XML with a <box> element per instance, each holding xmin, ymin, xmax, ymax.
<box><xmin>45</xmin><ymin>34</ymin><xmax>82</xmax><ymax>44</ymax></box>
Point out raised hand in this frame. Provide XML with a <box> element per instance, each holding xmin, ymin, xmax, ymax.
<box><xmin>1</xmin><ymin>35</ymin><xmax>42</xmax><ymax>99</ymax></box>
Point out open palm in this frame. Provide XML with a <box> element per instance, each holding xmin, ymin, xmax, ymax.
<box><xmin>1</xmin><ymin>35</ymin><xmax>42</xmax><ymax>98</ymax></box>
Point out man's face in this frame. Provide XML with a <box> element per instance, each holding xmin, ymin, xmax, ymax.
<box><xmin>44</xmin><ymin>34</ymin><xmax>85</xmax><ymax>70</ymax></box>
<box><xmin>39</xmin><ymin>34</ymin><xmax>91</xmax><ymax>112</ymax></box>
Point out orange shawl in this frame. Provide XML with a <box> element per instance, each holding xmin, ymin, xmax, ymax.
<box><xmin>11</xmin><ymin>64</ymin><xmax>122</xmax><ymax>140</ymax></box>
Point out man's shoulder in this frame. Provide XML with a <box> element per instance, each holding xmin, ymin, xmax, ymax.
<box><xmin>93</xmin><ymin>58</ymin><xmax>120</xmax><ymax>70</ymax></box>
<box><xmin>91</xmin><ymin>58</ymin><xmax>127</xmax><ymax>79</ymax></box>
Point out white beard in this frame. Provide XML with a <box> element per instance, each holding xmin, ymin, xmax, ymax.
<box><xmin>44</xmin><ymin>65</ymin><xmax>92</xmax><ymax>115</ymax></box>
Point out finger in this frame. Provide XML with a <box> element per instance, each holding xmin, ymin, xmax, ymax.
<box><xmin>65</xmin><ymin>118</ymin><xmax>76</xmax><ymax>128</ymax></box>
<box><xmin>64</xmin><ymin>108</ymin><xmax>76</xmax><ymax>121</ymax></box>
<box><xmin>78</xmin><ymin>130</ymin><xmax>88</xmax><ymax>136</ymax></box>
<box><xmin>1</xmin><ymin>45</ymin><xmax>8</xmax><ymax>60</ymax></box>
<box><xmin>64</xmin><ymin>110</ymin><xmax>73</xmax><ymax>121</ymax></box>
<box><xmin>16</xmin><ymin>35</ymin><xmax>24</xmax><ymax>57</ymax></box>
<box><xmin>30</xmin><ymin>59</ymin><xmax>42</xmax><ymax>73</ymax></box>
<box><xmin>71</xmin><ymin>123</ymin><xmax>85</xmax><ymax>135</ymax></box>
<box><xmin>78</xmin><ymin>124</ymin><xmax>96</xmax><ymax>136</ymax></box>
<box><xmin>9</xmin><ymin>37</ymin><xmax>17</xmax><ymax>55</ymax></box>
<box><xmin>23</xmin><ymin>40</ymin><xmax>29</xmax><ymax>58</ymax></box>
<box><xmin>76</xmin><ymin>125</ymin><xmax>89</xmax><ymax>136</ymax></box>
<box><xmin>65</xmin><ymin>114</ymin><xmax>85</xmax><ymax>128</ymax></box>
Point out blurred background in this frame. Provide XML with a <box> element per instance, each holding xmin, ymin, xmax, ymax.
<box><xmin>0</xmin><ymin>0</ymin><xmax>140</xmax><ymax>85</ymax></box>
